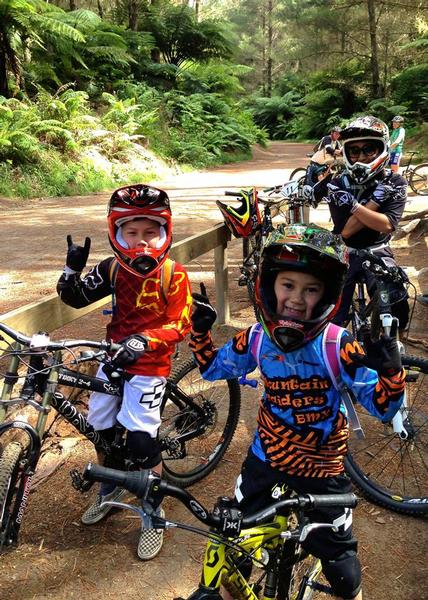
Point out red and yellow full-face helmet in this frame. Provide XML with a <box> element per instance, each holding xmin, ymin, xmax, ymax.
<box><xmin>216</xmin><ymin>188</ymin><xmax>262</xmax><ymax>238</ymax></box>
<box><xmin>255</xmin><ymin>224</ymin><xmax>349</xmax><ymax>352</ymax></box>
<box><xmin>107</xmin><ymin>184</ymin><xmax>172</xmax><ymax>278</ymax></box>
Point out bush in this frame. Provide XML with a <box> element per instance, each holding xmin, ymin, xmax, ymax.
<box><xmin>391</xmin><ymin>64</ymin><xmax>428</xmax><ymax>120</ymax></box>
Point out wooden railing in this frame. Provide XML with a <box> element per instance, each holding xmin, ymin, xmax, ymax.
<box><xmin>0</xmin><ymin>223</ymin><xmax>231</xmax><ymax>335</ymax></box>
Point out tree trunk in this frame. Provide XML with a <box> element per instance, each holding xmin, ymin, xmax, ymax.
<box><xmin>69</xmin><ymin>0</ymin><xmax>77</xmax><ymax>10</ymax></box>
<box><xmin>367</xmin><ymin>0</ymin><xmax>382</xmax><ymax>98</ymax></box>
<box><xmin>194</xmin><ymin>0</ymin><xmax>200</xmax><ymax>20</ymax></box>
<box><xmin>97</xmin><ymin>0</ymin><xmax>104</xmax><ymax>18</ymax></box>
<box><xmin>266</xmin><ymin>0</ymin><xmax>273</xmax><ymax>97</ymax></box>
<box><xmin>0</xmin><ymin>49</ymin><xmax>9</xmax><ymax>97</ymax></box>
<box><xmin>261</xmin><ymin>10</ymin><xmax>267</xmax><ymax>96</ymax></box>
<box><xmin>129</xmin><ymin>0</ymin><xmax>139</xmax><ymax>31</ymax></box>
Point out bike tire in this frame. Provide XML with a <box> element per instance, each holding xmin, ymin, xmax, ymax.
<box><xmin>242</xmin><ymin>235</ymin><xmax>261</xmax><ymax>319</ymax></box>
<box><xmin>289</xmin><ymin>168</ymin><xmax>307</xmax><ymax>182</ymax></box>
<box><xmin>0</xmin><ymin>441</ymin><xmax>24</xmax><ymax>550</ymax></box>
<box><xmin>278</xmin><ymin>545</ymin><xmax>328</xmax><ymax>600</ymax></box>
<box><xmin>345</xmin><ymin>353</ymin><xmax>428</xmax><ymax>515</ymax></box>
<box><xmin>409</xmin><ymin>163</ymin><xmax>428</xmax><ymax>196</ymax></box>
<box><xmin>160</xmin><ymin>358</ymin><xmax>241</xmax><ymax>488</ymax></box>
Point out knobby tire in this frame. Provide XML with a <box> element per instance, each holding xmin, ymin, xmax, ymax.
<box><xmin>0</xmin><ymin>441</ymin><xmax>24</xmax><ymax>550</ymax></box>
<box><xmin>160</xmin><ymin>358</ymin><xmax>241</xmax><ymax>487</ymax></box>
<box><xmin>345</xmin><ymin>353</ymin><xmax>428</xmax><ymax>515</ymax></box>
<box><xmin>409</xmin><ymin>163</ymin><xmax>428</xmax><ymax>196</ymax></box>
<box><xmin>289</xmin><ymin>168</ymin><xmax>307</xmax><ymax>182</ymax></box>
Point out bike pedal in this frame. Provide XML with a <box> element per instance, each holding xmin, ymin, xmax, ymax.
<box><xmin>70</xmin><ymin>469</ymin><xmax>94</xmax><ymax>493</ymax></box>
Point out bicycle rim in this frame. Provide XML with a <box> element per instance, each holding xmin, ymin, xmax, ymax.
<box><xmin>283</xmin><ymin>554</ymin><xmax>329</xmax><ymax>600</ymax></box>
<box><xmin>0</xmin><ymin>442</ymin><xmax>24</xmax><ymax>551</ymax></box>
<box><xmin>160</xmin><ymin>358</ymin><xmax>241</xmax><ymax>487</ymax></box>
<box><xmin>289</xmin><ymin>168</ymin><xmax>307</xmax><ymax>182</ymax></box>
<box><xmin>345</xmin><ymin>354</ymin><xmax>428</xmax><ymax>515</ymax></box>
<box><xmin>409</xmin><ymin>163</ymin><xmax>428</xmax><ymax>196</ymax></box>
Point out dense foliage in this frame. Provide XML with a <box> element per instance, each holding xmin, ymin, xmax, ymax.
<box><xmin>0</xmin><ymin>0</ymin><xmax>426</xmax><ymax>198</ymax></box>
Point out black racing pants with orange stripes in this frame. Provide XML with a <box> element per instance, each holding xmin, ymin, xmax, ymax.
<box><xmin>233</xmin><ymin>450</ymin><xmax>361</xmax><ymax>599</ymax></box>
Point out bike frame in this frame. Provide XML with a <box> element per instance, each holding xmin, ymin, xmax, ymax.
<box><xmin>348</xmin><ymin>276</ymin><xmax>411</xmax><ymax>440</ymax></box>
<box><xmin>197</xmin><ymin>516</ymin><xmax>288</xmax><ymax>599</ymax></box>
<box><xmin>0</xmin><ymin>345</ymin><xmax>211</xmax><ymax>546</ymax></box>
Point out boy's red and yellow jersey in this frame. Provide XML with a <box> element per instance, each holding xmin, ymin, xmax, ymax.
<box><xmin>57</xmin><ymin>257</ymin><xmax>191</xmax><ymax>377</ymax></box>
<box><xmin>190</xmin><ymin>325</ymin><xmax>405</xmax><ymax>478</ymax></box>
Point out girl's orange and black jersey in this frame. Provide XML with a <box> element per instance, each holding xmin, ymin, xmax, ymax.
<box><xmin>58</xmin><ymin>257</ymin><xmax>191</xmax><ymax>377</ymax></box>
<box><xmin>190</xmin><ymin>326</ymin><xmax>405</xmax><ymax>478</ymax></box>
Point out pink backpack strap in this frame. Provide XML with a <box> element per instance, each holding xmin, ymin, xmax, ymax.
<box><xmin>249</xmin><ymin>323</ymin><xmax>264</xmax><ymax>367</ymax></box>
<box><xmin>322</xmin><ymin>323</ymin><xmax>365</xmax><ymax>439</ymax></box>
<box><xmin>322</xmin><ymin>322</ymin><xmax>343</xmax><ymax>389</ymax></box>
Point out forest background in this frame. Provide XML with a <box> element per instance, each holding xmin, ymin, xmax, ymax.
<box><xmin>0</xmin><ymin>0</ymin><xmax>427</xmax><ymax>199</ymax></box>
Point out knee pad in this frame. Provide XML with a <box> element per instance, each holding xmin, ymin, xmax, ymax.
<box><xmin>96</xmin><ymin>426</ymin><xmax>117</xmax><ymax>446</ymax></box>
<box><xmin>322</xmin><ymin>553</ymin><xmax>362</xmax><ymax>599</ymax></box>
<box><xmin>126</xmin><ymin>431</ymin><xmax>161</xmax><ymax>469</ymax></box>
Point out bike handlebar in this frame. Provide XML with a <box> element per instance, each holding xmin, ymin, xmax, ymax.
<box><xmin>349</xmin><ymin>249</ymin><xmax>406</xmax><ymax>283</ymax></box>
<box><xmin>0</xmin><ymin>322</ymin><xmax>121</xmax><ymax>354</ymax></box>
<box><xmin>224</xmin><ymin>190</ymin><xmax>243</xmax><ymax>197</ymax></box>
<box><xmin>83</xmin><ymin>463</ymin><xmax>358</xmax><ymax>530</ymax></box>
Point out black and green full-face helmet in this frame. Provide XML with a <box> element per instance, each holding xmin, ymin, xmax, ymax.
<box><xmin>255</xmin><ymin>224</ymin><xmax>349</xmax><ymax>352</ymax></box>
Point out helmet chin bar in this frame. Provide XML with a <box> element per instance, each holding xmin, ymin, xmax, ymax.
<box><xmin>130</xmin><ymin>255</ymin><xmax>157</xmax><ymax>275</ymax></box>
<box><xmin>273</xmin><ymin>327</ymin><xmax>305</xmax><ymax>353</ymax></box>
<box><xmin>270</xmin><ymin>303</ymin><xmax>336</xmax><ymax>352</ymax></box>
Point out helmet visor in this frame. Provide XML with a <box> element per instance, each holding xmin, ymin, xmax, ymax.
<box><xmin>108</xmin><ymin>184</ymin><xmax>170</xmax><ymax>213</ymax></box>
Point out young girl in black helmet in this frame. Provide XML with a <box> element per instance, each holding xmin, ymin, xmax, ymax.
<box><xmin>190</xmin><ymin>223</ymin><xmax>405</xmax><ymax>600</ymax></box>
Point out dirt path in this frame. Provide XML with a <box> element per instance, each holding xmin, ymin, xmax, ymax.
<box><xmin>0</xmin><ymin>142</ymin><xmax>427</xmax><ymax>600</ymax></box>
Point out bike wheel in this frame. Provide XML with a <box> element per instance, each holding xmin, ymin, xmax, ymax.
<box><xmin>345</xmin><ymin>353</ymin><xmax>428</xmax><ymax>515</ymax></box>
<box><xmin>289</xmin><ymin>168</ymin><xmax>307</xmax><ymax>182</ymax></box>
<box><xmin>409</xmin><ymin>163</ymin><xmax>428</xmax><ymax>196</ymax></box>
<box><xmin>160</xmin><ymin>358</ymin><xmax>241</xmax><ymax>487</ymax></box>
<box><xmin>279</xmin><ymin>546</ymin><xmax>329</xmax><ymax>600</ymax></box>
<box><xmin>0</xmin><ymin>441</ymin><xmax>25</xmax><ymax>550</ymax></box>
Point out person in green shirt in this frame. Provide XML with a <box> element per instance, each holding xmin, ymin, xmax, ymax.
<box><xmin>389</xmin><ymin>115</ymin><xmax>405</xmax><ymax>173</ymax></box>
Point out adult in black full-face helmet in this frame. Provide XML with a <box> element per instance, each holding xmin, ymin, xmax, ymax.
<box><xmin>313</xmin><ymin>115</ymin><xmax>410</xmax><ymax>334</ymax></box>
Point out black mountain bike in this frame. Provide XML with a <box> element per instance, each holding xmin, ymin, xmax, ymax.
<box><xmin>83</xmin><ymin>464</ymin><xmax>357</xmax><ymax>600</ymax></box>
<box><xmin>342</xmin><ymin>249</ymin><xmax>428</xmax><ymax>515</ymax></box>
<box><xmin>0</xmin><ymin>322</ymin><xmax>240</xmax><ymax>551</ymax></box>
<box><xmin>224</xmin><ymin>182</ymin><xmax>310</xmax><ymax>307</ymax></box>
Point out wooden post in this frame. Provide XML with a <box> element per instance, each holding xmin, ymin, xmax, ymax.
<box><xmin>214</xmin><ymin>242</ymin><xmax>229</xmax><ymax>324</ymax></box>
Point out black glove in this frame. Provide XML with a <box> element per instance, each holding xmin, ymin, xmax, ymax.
<box><xmin>191</xmin><ymin>283</ymin><xmax>217</xmax><ymax>334</ymax></box>
<box><xmin>110</xmin><ymin>334</ymin><xmax>148</xmax><ymax>370</ymax></box>
<box><xmin>325</xmin><ymin>188</ymin><xmax>358</xmax><ymax>209</ymax></box>
<box><xmin>66</xmin><ymin>235</ymin><xmax>91</xmax><ymax>272</ymax></box>
<box><xmin>350</xmin><ymin>319</ymin><xmax>402</xmax><ymax>377</ymax></box>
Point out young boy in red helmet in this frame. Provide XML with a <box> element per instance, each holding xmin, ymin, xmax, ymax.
<box><xmin>57</xmin><ymin>184</ymin><xmax>192</xmax><ymax>560</ymax></box>
<box><xmin>190</xmin><ymin>224</ymin><xmax>405</xmax><ymax>600</ymax></box>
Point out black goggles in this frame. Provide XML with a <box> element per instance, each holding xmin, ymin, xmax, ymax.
<box><xmin>346</xmin><ymin>143</ymin><xmax>382</xmax><ymax>158</ymax></box>
<box><xmin>109</xmin><ymin>184</ymin><xmax>170</xmax><ymax>211</ymax></box>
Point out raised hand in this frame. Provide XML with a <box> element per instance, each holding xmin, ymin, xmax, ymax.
<box><xmin>66</xmin><ymin>235</ymin><xmax>91</xmax><ymax>272</ymax></box>
<box><xmin>191</xmin><ymin>283</ymin><xmax>217</xmax><ymax>334</ymax></box>
<box><xmin>350</xmin><ymin>319</ymin><xmax>402</xmax><ymax>377</ymax></box>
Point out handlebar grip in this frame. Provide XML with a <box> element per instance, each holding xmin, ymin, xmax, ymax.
<box><xmin>224</xmin><ymin>190</ymin><xmax>242</xmax><ymax>197</ymax></box>
<box><xmin>309</xmin><ymin>493</ymin><xmax>358</xmax><ymax>509</ymax></box>
<box><xmin>83</xmin><ymin>463</ymin><xmax>151</xmax><ymax>498</ymax></box>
